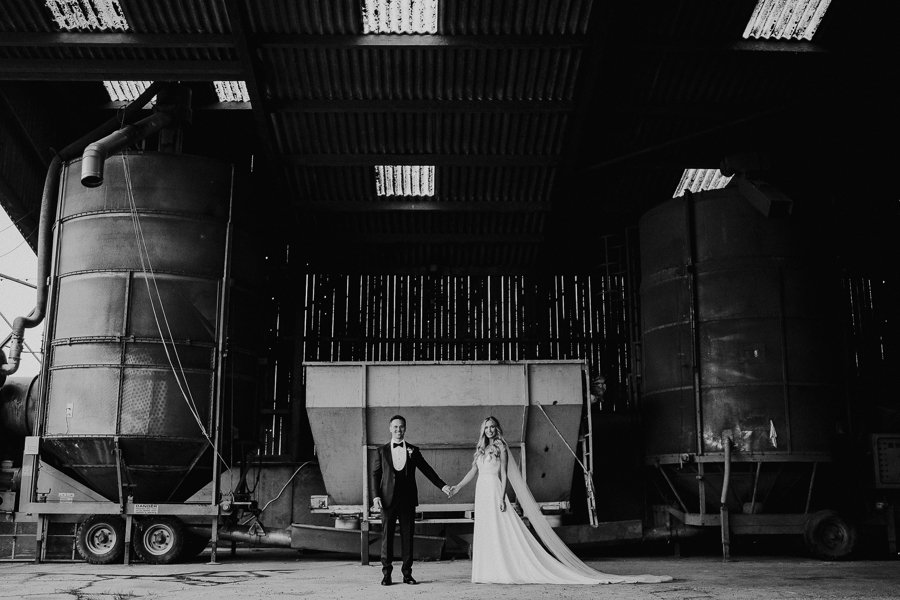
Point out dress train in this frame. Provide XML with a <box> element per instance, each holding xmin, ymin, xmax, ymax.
<box><xmin>470</xmin><ymin>451</ymin><xmax>672</xmax><ymax>585</ymax></box>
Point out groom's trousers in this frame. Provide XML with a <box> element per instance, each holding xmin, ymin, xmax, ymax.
<box><xmin>380</xmin><ymin>504</ymin><xmax>415</xmax><ymax>577</ymax></box>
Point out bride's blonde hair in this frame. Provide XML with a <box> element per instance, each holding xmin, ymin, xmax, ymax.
<box><xmin>474</xmin><ymin>416</ymin><xmax>507</xmax><ymax>461</ymax></box>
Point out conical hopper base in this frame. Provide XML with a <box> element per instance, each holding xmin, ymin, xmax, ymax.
<box><xmin>41</xmin><ymin>436</ymin><xmax>212</xmax><ymax>503</ymax></box>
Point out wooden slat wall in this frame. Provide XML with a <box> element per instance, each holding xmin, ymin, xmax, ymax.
<box><xmin>258</xmin><ymin>235</ymin><xmax>639</xmax><ymax>456</ymax></box>
<box><xmin>299</xmin><ymin>272</ymin><xmax>630</xmax><ymax>368</ymax></box>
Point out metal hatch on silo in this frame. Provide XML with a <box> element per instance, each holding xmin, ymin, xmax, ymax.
<box><xmin>39</xmin><ymin>152</ymin><xmax>232</xmax><ymax>503</ymax></box>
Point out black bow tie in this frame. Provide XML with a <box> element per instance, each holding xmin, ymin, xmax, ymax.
<box><xmin>392</xmin><ymin>442</ymin><xmax>403</xmax><ymax>448</ymax></box>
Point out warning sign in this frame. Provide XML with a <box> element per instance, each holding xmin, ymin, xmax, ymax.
<box><xmin>133</xmin><ymin>504</ymin><xmax>159</xmax><ymax>515</ymax></box>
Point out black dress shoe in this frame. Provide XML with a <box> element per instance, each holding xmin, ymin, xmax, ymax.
<box><xmin>380</xmin><ymin>576</ymin><xmax>392</xmax><ymax>586</ymax></box>
<box><xmin>403</xmin><ymin>576</ymin><xmax>418</xmax><ymax>585</ymax></box>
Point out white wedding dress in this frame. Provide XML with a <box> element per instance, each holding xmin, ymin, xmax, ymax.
<box><xmin>470</xmin><ymin>451</ymin><xmax>672</xmax><ymax>585</ymax></box>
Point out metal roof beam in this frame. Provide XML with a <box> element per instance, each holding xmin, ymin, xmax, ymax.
<box><xmin>0</xmin><ymin>60</ymin><xmax>241</xmax><ymax>81</ymax></box>
<box><xmin>259</xmin><ymin>34</ymin><xmax>589</xmax><ymax>49</ymax></box>
<box><xmin>295</xmin><ymin>201</ymin><xmax>551</xmax><ymax>213</ymax></box>
<box><xmin>299</xmin><ymin>233</ymin><xmax>544</xmax><ymax>244</ymax></box>
<box><xmin>0</xmin><ymin>32</ymin><xmax>233</xmax><ymax>49</ymax></box>
<box><xmin>270</xmin><ymin>100</ymin><xmax>575</xmax><ymax>113</ymax></box>
<box><xmin>224</xmin><ymin>0</ymin><xmax>277</xmax><ymax>156</ymax></box>
<box><xmin>284</xmin><ymin>155</ymin><xmax>561</xmax><ymax>167</ymax></box>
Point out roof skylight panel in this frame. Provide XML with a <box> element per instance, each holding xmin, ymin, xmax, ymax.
<box><xmin>214</xmin><ymin>81</ymin><xmax>250</xmax><ymax>103</ymax></box>
<box><xmin>46</xmin><ymin>0</ymin><xmax>130</xmax><ymax>31</ymax></box>
<box><xmin>743</xmin><ymin>0</ymin><xmax>832</xmax><ymax>41</ymax></box>
<box><xmin>672</xmin><ymin>169</ymin><xmax>733</xmax><ymax>198</ymax></box>
<box><xmin>375</xmin><ymin>165</ymin><xmax>435</xmax><ymax>197</ymax></box>
<box><xmin>362</xmin><ymin>0</ymin><xmax>438</xmax><ymax>34</ymax></box>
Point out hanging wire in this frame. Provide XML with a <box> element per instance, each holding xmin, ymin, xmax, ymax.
<box><xmin>258</xmin><ymin>461</ymin><xmax>315</xmax><ymax>514</ymax></box>
<box><xmin>120</xmin><ymin>154</ymin><xmax>232</xmax><ymax>475</ymax></box>
<box><xmin>0</xmin><ymin>230</ymin><xmax>36</xmax><ymax>258</ymax></box>
<box><xmin>0</xmin><ymin>207</ymin><xmax>37</xmax><ymax>235</ymax></box>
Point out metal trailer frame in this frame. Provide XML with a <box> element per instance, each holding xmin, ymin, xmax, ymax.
<box><xmin>649</xmin><ymin>450</ymin><xmax>897</xmax><ymax>559</ymax></box>
<box><xmin>306</xmin><ymin>361</ymin><xmax>597</xmax><ymax>564</ymax></box>
<box><xmin>17</xmin><ymin>435</ymin><xmax>226</xmax><ymax>565</ymax></box>
<box><xmin>650</xmin><ymin>453</ymin><xmax>828</xmax><ymax>553</ymax></box>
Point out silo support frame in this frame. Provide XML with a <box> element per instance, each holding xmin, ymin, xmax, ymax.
<box><xmin>18</xmin><ymin>436</ymin><xmax>222</xmax><ymax>565</ymax></box>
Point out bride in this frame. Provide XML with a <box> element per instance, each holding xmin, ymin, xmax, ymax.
<box><xmin>450</xmin><ymin>416</ymin><xmax>672</xmax><ymax>585</ymax></box>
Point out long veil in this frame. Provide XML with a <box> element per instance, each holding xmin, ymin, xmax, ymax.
<box><xmin>505</xmin><ymin>452</ymin><xmax>672</xmax><ymax>584</ymax></box>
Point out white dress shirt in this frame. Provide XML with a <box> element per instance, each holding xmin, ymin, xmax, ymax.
<box><xmin>391</xmin><ymin>440</ymin><xmax>408</xmax><ymax>471</ymax></box>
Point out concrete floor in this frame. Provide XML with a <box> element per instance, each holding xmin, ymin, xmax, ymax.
<box><xmin>1</xmin><ymin>549</ymin><xmax>899</xmax><ymax>600</ymax></box>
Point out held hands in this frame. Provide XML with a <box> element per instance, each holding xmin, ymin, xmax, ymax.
<box><xmin>442</xmin><ymin>485</ymin><xmax>455</xmax><ymax>498</ymax></box>
<box><xmin>499</xmin><ymin>498</ymin><xmax>506</xmax><ymax>512</ymax></box>
<box><xmin>372</xmin><ymin>497</ymin><xmax>382</xmax><ymax>512</ymax></box>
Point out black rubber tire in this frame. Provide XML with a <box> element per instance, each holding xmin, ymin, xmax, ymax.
<box><xmin>76</xmin><ymin>515</ymin><xmax>126</xmax><ymax>565</ymax></box>
<box><xmin>180</xmin><ymin>530</ymin><xmax>210</xmax><ymax>560</ymax></box>
<box><xmin>803</xmin><ymin>509</ymin><xmax>857</xmax><ymax>560</ymax></box>
<box><xmin>131</xmin><ymin>516</ymin><xmax>185</xmax><ymax>564</ymax></box>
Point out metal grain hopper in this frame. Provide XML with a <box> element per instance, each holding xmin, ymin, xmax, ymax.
<box><xmin>305</xmin><ymin>361</ymin><xmax>589</xmax><ymax>510</ymax></box>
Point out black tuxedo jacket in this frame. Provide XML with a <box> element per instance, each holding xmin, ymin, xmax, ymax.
<box><xmin>370</xmin><ymin>442</ymin><xmax>446</xmax><ymax>510</ymax></box>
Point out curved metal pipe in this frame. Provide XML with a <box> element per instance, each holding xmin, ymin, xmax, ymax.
<box><xmin>0</xmin><ymin>82</ymin><xmax>163</xmax><ymax>378</ymax></box>
<box><xmin>720</xmin><ymin>436</ymin><xmax>732</xmax><ymax>506</ymax></box>
<box><xmin>81</xmin><ymin>111</ymin><xmax>174</xmax><ymax>187</ymax></box>
<box><xmin>188</xmin><ymin>524</ymin><xmax>292</xmax><ymax>548</ymax></box>
<box><xmin>720</xmin><ymin>435</ymin><xmax>733</xmax><ymax>560</ymax></box>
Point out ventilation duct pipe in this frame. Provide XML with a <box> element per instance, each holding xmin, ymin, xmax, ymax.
<box><xmin>188</xmin><ymin>525</ymin><xmax>292</xmax><ymax>548</ymax></box>
<box><xmin>0</xmin><ymin>376</ymin><xmax>39</xmax><ymax>437</ymax></box>
<box><xmin>0</xmin><ymin>82</ymin><xmax>170</xmax><ymax>378</ymax></box>
<box><xmin>80</xmin><ymin>111</ymin><xmax>174</xmax><ymax>187</ymax></box>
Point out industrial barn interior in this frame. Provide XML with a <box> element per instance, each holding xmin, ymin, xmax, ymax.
<box><xmin>0</xmin><ymin>0</ymin><xmax>896</xmax><ymax>571</ymax></box>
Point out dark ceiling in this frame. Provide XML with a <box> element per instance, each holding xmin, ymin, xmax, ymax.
<box><xmin>0</xmin><ymin>0</ymin><xmax>894</xmax><ymax>274</ymax></box>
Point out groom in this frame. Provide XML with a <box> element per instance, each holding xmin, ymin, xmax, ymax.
<box><xmin>370</xmin><ymin>414</ymin><xmax>451</xmax><ymax>586</ymax></box>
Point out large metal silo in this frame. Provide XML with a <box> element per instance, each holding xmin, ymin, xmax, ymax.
<box><xmin>638</xmin><ymin>186</ymin><xmax>844</xmax><ymax>534</ymax></box>
<box><xmin>39</xmin><ymin>153</ymin><xmax>233</xmax><ymax>503</ymax></box>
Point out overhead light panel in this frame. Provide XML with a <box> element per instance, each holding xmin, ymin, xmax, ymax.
<box><xmin>375</xmin><ymin>165</ymin><xmax>435</xmax><ymax>197</ymax></box>
<box><xmin>362</xmin><ymin>0</ymin><xmax>438</xmax><ymax>34</ymax></box>
<box><xmin>103</xmin><ymin>81</ymin><xmax>153</xmax><ymax>103</ymax></box>
<box><xmin>672</xmin><ymin>168</ymin><xmax>733</xmax><ymax>198</ymax></box>
<box><xmin>46</xmin><ymin>0</ymin><xmax>130</xmax><ymax>31</ymax></box>
<box><xmin>743</xmin><ymin>0</ymin><xmax>832</xmax><ymax>41</ymax></box>
<box><xmin>214</xmin><ymin>81</ymin><xmax>250</xmax><ymax>103</ymax></box>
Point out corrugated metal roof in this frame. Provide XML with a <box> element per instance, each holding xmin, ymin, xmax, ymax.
<box><xmin>271</xmin><ymin>111</ymin><xmax>569</xmax><ymax>155</ymax></box>
<box><xmin>121</xmin><ymin>0</ymin><xmax>230</xmax><ymax>34</ymax></box>
<box><xmin>288</xmin><ymin>166</ymin><xmax>557</xmax><ymax>203</ymax></box>
<box><xmin>263</xmin><ymin>46</ymin><xmax>583</xmax><ymax>102</ymax></box>
<box><xmin>0</xmin><ymin>0</ymin><xmax>879</xmax><ymax>272</ymax></box>
<box><xmin>240</xmin><ymin>0</ymin><xmax>596</xmax><ymax>35</ymax></box>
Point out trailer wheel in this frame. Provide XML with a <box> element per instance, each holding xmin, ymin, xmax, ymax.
<box><xmin>76</xmin><ymin>515</ymin><xmax>126</xmax><ymax>564</ymax></box>
<box><xmin>132</xmin><ymin>516</ymin><xmax>185</xmax><ymax>564</ymax></box>
<box><xmin>803</xmin><ymin>509</ymin><xmax>857</xmax><ymax>560</ymax></box>
<box><xmin>181</xmin><ymin>530</ymin><xmax>210</xmax><ymax>560</ymax></box>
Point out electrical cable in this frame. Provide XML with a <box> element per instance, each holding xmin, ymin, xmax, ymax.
<box><xmin>0</xmin><ymin>232</ymin><xmax>35</xmax><ymax>259</ymax></box>
<box><xmin>258</xmin><ymin>461</ymin><xmax>315</xmax><ymax>514</ymax></box>
<box><xmin>0</xmin><ymin>207</ymin><xmax>36</xmax><ymax>235</ymax></box>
